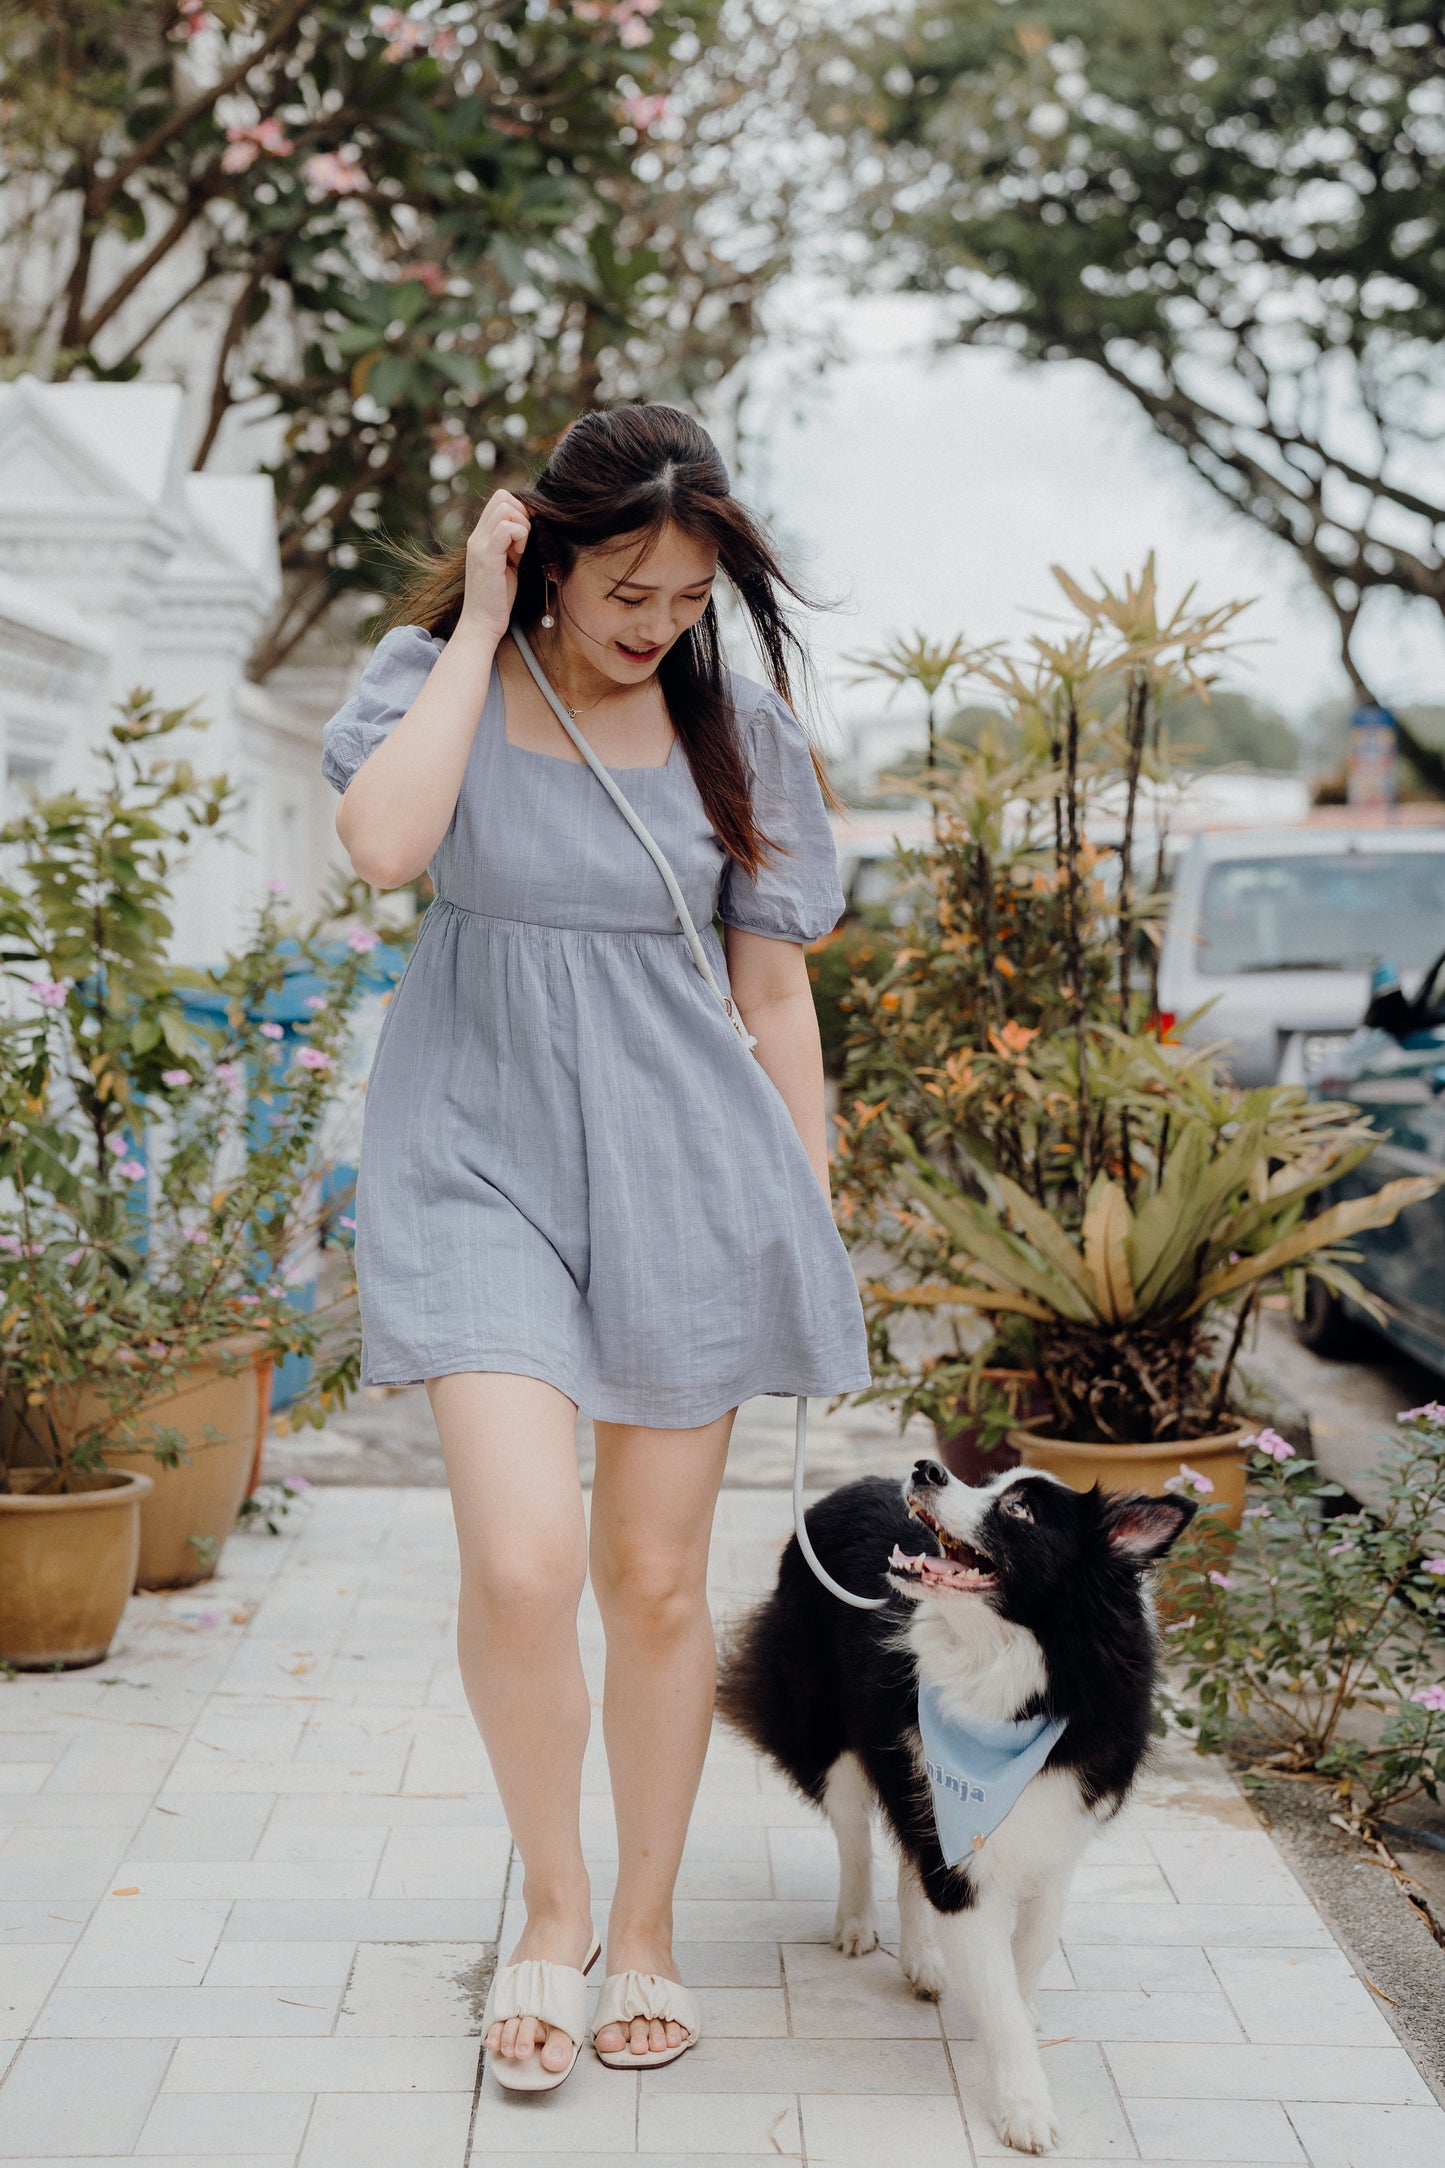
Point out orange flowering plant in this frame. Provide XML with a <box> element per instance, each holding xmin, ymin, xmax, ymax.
<box><xmin>832</xmin><ymin>562</ymin><xmax>1438</xmax><ymax>1447</ymax></box>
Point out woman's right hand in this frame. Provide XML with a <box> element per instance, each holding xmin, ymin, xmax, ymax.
<box><xmin>458</xmin><ymin>488</ymin><xmax>531</xmax><ymax>645</ymax></box>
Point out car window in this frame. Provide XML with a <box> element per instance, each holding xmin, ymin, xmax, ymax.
<box><xmin>1197</xmin><ymin>852</ymin><xmax>1445</xmax><ymax>977</ymax></box>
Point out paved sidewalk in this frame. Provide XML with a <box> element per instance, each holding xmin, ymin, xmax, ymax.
<box><xmin>2</xmin><ymin>1482</ymin><xmax>1443</xmax><ymax>2167</ymax></box>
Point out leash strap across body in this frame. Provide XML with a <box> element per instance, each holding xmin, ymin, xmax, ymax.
<box><xmin>509</xmin><ymin>625</ymin><xmax>885</xmax><ymax>1612</ymax></box>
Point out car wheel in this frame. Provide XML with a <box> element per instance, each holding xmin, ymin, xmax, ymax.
<box><xmin>1293</xmin><ymin>1275</ymin><xmax>1359</xmax><ymax>1359</ymax></box>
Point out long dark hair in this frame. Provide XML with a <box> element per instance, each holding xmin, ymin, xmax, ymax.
<box><xmin>382</xmin><ymin>405</ymin><xmax>838</xmax><ymax>876</ymax></box>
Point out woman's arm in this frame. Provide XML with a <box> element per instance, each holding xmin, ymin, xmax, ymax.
<box><xmin>724</xmin><ymin>925</ymin><xmax>831</xmax><ymax>1196</ymax></box>
<box><xmin>335</xmin><ymin>491</ymin><xmax>530</xmax><ymax>889</ymax></box>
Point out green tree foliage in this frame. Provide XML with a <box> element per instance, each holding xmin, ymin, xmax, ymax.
<box><xmin>1</xmin><ymin>2</ymin><xmax>802</xmax><ymax>670</ymax></box>
<box><xmin>817</xmin><ymin>0</ymin><xmax>1445</xmax><ymax>693</ymax></box>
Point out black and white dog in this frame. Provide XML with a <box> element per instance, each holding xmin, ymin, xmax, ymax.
<box><xmin>716</xmin><ymin>1461</ymin><xmax>1195</xmax><ymax>2154</ymax></box>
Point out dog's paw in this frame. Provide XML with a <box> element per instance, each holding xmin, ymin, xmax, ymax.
<box><xmin>832</xmin><ymin>1912</ymin><xmax>879</xmax><ymax>1957</ymax></box>
<box><xmin>998</xmin><ymin>2095</ymin><xmax>1059</xmax><ymax>2155</ymax></box>
<box><xmin>899</xmin><ymin>1945</ymin><xmax>948</xmax><ymax>2000</ymax></box>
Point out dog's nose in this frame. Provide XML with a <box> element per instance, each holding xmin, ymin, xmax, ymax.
<box><xmin>912</xmin><ymin>1458</ymin><xmax>949</xmax><ymax>1489</ymax></box>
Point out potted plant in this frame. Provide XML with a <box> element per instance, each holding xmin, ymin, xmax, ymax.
<box><xmin>832</xmin><ymin>562</ymin><xmax>1441</xmax><ymax>1515</ymax></box>
<box><xmin>0</xmin><ymin>696</ymin><xmax>374</xmax><ymax>1656</ymax></box>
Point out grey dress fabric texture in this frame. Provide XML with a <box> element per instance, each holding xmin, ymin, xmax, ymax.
<box><xmin>321</xmin><ymin>622</ymin><xmax>872</xmax><ymax>1424</ymax></box>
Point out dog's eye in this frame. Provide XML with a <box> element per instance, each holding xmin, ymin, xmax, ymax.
<box><xmin>1000</xmin><ymin>1494</ymin><xmax>1034</xmax><ymax>1523</ymax></box>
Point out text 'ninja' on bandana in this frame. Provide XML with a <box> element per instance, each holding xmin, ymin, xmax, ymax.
<box><xmin>917</xmin><ymin>1678</ymin><xmax>1068</xmax><ymax>1864</ymax></box>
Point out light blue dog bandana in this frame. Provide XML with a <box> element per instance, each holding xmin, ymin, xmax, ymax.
<box><xmin>917</xmin><ymin>1679</ymin><xmax>1068</xmax><ymax>1864</ymax></box>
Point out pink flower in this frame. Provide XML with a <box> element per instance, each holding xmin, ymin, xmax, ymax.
<box><xmin>105</xmin><ymin>1133</ymin><xmax>129</xmax><ymax>1156</ymax></box>
<box><xmin>1164</xmin><ymin>1463</ymin><xmax>1214</xmax><ymax>1497</ymax></box>
<box><xmin>146</xmin><ymin>1340</ymin><xmax>168</xmax><ymax>1359</ymax></box>
<box><xmin>1242</xmin><ymin>1504</ymin><xmax>1272</xmax><ymax>1519</ymax></box>
<box><xmin>304</xmin><ymin>994</ymin><xmax>327</xmax><ymax>1012</ymax></box>
<box><xmin>222</xmin><ymin>118</ymin><xmax>294</xmax><ymax>173</ymax></box>
<box><xmin>338</xmin><ymin>1214</ymin><xmax>356</xmax><ymax>1231</ymax></box>
<box><xmin>161</xmin><ymin>1068</ymin><xmax>191</xmax><ymax>1088</ymax></box>
<box><xmin>183</xmin><ymin>1228</ymin><xmax>208</xmax><ymax>1245</ymax></box>
<box><xmin>623</xmin><ymin>93</ymin><xmax>669</xmax><ymax>130</ymax></box>
<box><xmin>34</xmin><ymin>979</ymin><xmax>67</xmax><ymax>1008</ymax></box>
<box><xmin>118</xmin><ymin>1159</ymin><xmax>146</xmax><ymax>1182</ymax></box>
<box><xmin>260</xmin><ymin>1022</ymin><xmax>285</xmax><ymax>1041</ymax></box>
<box><xmin>172</xmin><ymin>0</ymin><xmax>215</xmax><ymax>39</ymax></box>
<box><xmin>1208</xmin><ymin>1570</ymin><xmax>1236</xmax><ymax>1589</ymax></box>
<box><xmin>62</xmin><ymin>1247</ymin><xmax>85</xmax><ymax>1266</ymax></box>
<box><xmin>237</xmin><ymin>1293</ymin><xmax>260</xmax><ymax>1307</ymax></box>
<box><xmin>295</xmin><ymin>1047</ymin><xmax>333</xmax><ymax>1071</ymax></box>
<box><xmin>0</xmin><ymin>1234</ymin><xmax>20</xmax><ymax>1254</ymax></box>
<box><xmin>113</xmin><ymin>1346</ymin><xmax>136</xmax><ymax>1364</ymax></box>
<box><xmin>282</xmin><ymin>1474</ymin><xmax>314</xmax><ymax>1494</ymax></box>
<box><xmin>1250</xmin><ymin>1428</ymin><xmax>1296</xmax><ymax>1462</ymax></box>
<box><xmin>267</xmin><ymin>876</ymin><xmax>288</xmax><ymax>896</ymax></box>
<box><xmin>344</xmin><ymin>924</ymin><xmax>380</xmax><ymax>953</ymax></box>
<box><xmin>304</xmin><ymin>151</ymin><xmax>367</xmax><ymax>197</ymax></box>
<box><xmin>396</xmin><ymin>260</ymin><xmax>448</xmax><ymax>295</ymax></box>
<box><xmin>1399</xmin><ymin>1401</ymin><xmax>1445</xmax><ymax>1426</ymax></box>
<box><xmin>1327</xmin><ymin>1539</ymin><xmax>1356</xmax><ymax>1557</ymax></box>
<box><xmin>1421</xmin><ymin>1558</ymin><xmax>1445</xmax><ymax>1577</ymax></box>
<box><xmin>1410</xmin><ymin>1684</ymin><xmax>1445</xmax><ymax>1713</ymax></box>
<box><xmin>214</xmin><ymin>1061</ymin><xmax>243</xmax><ymax>1087</ymax></box>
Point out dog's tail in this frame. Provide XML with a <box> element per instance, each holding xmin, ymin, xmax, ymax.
<box><xmin>714</xmin><ymin>1594</ymin><xmax>776</xmax><ymax>1758</ymax></box>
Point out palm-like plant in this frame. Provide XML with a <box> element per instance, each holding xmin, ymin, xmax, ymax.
<box><xmin>869</xmin><ymin>1054</ymin><xmax>1439</xmax><ymax>1443</ymax></box>
<box><xmin>833</xmin><ymin>559</ymin><xmax>1438</xmax><ymax>1454</ymax></box>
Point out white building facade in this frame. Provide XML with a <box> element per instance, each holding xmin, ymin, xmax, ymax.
<box><xmin>0</xmin><ymin>377</ymin><xmax>346</xmax><ymax>962</ymax></box>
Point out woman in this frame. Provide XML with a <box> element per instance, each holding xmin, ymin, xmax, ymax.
<box><xmin>322</xmin><ymin>405</ymin><xmax>870</xmax><ymax>2091</ymax></box>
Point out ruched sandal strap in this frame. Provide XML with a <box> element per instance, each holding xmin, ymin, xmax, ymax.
<box><xmin>592</xmin><ymin>1969</ymin><xmax>701</xmax><ymax>2065</ymax></box>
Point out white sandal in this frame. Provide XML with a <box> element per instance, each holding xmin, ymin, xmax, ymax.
<box><xmin>481</xmin><ymin>1933</ymin><xmax>601</xmax><ymax>2092</ymax></box>
<box><xmin>592</xmin><ymin>1968</ymin><xmax>701</xmax><ymax>2069</ymax></box>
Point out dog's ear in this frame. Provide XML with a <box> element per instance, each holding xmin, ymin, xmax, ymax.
<box><xmin>1100</xmin><ymin>1491</ymin><xmax>1197</xmax><ymax>1564</ymax></box>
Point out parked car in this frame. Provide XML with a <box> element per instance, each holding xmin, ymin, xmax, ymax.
<box><xmin>1298</xmin><ymin>951</ymin><xmax>1445</xmax><ymax>1376</ymax></box>
<box><xmin>1157</xmin><ymin>825</ymin><xmax>1445</xmax><ymax>1085</ymax></box>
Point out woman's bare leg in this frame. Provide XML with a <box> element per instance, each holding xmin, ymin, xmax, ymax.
<box><xmin>430</xmin><ymin>1371</ymin><xmax>593</xmax><ymax>2074</ymax></box>
<box><xmin>587</xmin><ymin>1407</ymin><xmax>736</xmax><ymax>2057</ymax></box>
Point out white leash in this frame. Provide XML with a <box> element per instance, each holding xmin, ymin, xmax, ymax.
<box><xmin>511</xmin><ymin>626</ymin><xmax>886</xmax><ymax>1613</ymax></box>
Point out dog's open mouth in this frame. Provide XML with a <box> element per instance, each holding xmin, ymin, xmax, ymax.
<box><xmin>888</xmin><ymin>1501</ymin><xmax>998</xmax><ymax>1593</ymax></box>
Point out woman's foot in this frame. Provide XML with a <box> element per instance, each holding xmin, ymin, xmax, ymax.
<box><xmin>594</xmin><ymin>1934</ymin><xmax>690</xmax><ymax>2059</ymax></box>
<box><xmin>485</xmin><ymin>1906</ymin><xmax>596</xmax><ymax>2072</ymax></box>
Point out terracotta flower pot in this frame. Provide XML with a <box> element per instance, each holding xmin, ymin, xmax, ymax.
<box><xmin>1009</xmin><ymin>1422</ymin><xmax>1253</xmax><ymax>1529</ymax></box>
<box><xmin>93</xmin><ymin>1339</ymin><xmax>269</xmax><ymax>1588</ymax></box>
<box><xmin>0</xmin><ymin>1469</ymin><xmax>153</xmax><ymax>1670</ymax></box>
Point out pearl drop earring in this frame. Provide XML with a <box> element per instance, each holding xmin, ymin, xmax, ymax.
<box><xmin>540</xmin><ymin>576</ymin><xmax>556</xmax><ymax>630</ymax></box>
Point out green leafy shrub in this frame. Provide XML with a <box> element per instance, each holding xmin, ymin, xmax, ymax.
<box><xmin>0</xmin><ymin>695</ymin><xmax>378</xmax><ymax>1491</ymax></box>
<box><xmin>1166</xmin><ymin>1417</ymin><xmax>1445</xmax><ymax>1830</ymax></box>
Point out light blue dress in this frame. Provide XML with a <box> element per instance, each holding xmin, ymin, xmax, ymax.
<box><xmin>321</xmin><ymin>624</ymin><xmax>872</xmax><ymax>1425</ymax></box>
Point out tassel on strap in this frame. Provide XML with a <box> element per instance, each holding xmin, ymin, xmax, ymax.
<box><xmin>591</xmin><ymin>1969</ymin><xmax>701</xmax><ymax>2044</ymax></box>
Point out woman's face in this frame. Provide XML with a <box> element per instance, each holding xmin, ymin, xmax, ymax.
<box><xmin>553</xmin><ymin>522</ymin><xmax>718</xmax><ymax>685</ymax></box>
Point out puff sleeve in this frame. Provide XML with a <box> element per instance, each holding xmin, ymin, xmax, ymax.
<box><xmin>320</xmin><ymin>624</ymin><xmax>446</xmax><ymax>794</ymax></box>
<box><xmin>718</xmin><ymin>678</ymin><xmax>846</xmax><ymax>944</ymax></box>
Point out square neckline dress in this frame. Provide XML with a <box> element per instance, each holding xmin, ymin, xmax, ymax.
<box><xmin>321</xmin><ymin>623</ymin><xmax>872</xmax><ymax>1427</ymax></box>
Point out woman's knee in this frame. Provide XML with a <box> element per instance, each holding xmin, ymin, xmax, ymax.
<box><xmin>460</xmin><ymin>1541</ymin><xmax>587</xmax><ymax>1640</ymax></box>
<box><xmin>591</xmin><ymin>1543</ymin><xmax>709</xmax><ymax>1642</ymax></box>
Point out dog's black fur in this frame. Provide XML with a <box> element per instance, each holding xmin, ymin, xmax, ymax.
<box><xmin>717</xmin><ymin>1468</ymin><xmax>1195</xmax><ymax>1914</ymax></box>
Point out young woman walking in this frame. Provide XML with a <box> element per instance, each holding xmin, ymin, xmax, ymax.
<box><xmin>322</xmin><ymin>405</ymin><xmax>870</xmax><ymax>2092</ymax></box>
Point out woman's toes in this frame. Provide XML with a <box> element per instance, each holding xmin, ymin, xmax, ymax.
<box><xmin>594</xmin><ymin>2022</ymin><xmax>624</xmax><ymax>2054</ymax></box>
<box><xmin>540</xmin><ymin>2026</ymin><xmax>574</xmax><ymax>2072</ymax></box>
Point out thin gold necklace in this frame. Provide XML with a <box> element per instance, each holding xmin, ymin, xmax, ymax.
<box><xmin>528</xmin><ymin>628</ymin><xmax>608</xmax><ymax>721</ymax></box>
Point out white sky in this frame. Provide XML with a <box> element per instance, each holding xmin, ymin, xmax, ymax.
<box><xmin>733</xmin><ymin>294</ymin><xmax>1445</xmax><ymax>759</ymax></box>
